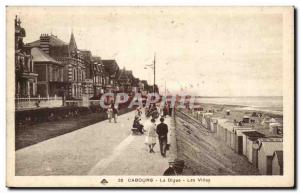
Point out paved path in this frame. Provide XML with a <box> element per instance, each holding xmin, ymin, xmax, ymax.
<box><xmin>16</xmin><ymin>110</ymin><xmax>172</xmax><ymax>176</ymax></box>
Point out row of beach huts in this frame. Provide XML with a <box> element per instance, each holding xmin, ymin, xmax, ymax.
<box><xmin>191</xmin><ymin>110</ymin><xmax>283</xmax><ymax>175</ymax></box>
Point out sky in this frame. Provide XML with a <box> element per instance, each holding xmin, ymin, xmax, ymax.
<box><xmin>12</xmin><ymin>7</ymin><xmax>283</xmax><ymax>96</ymax></box>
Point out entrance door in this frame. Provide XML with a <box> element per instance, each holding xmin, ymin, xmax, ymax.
<box><xmin>266</xmin><ymin>156</ymin><xmax>273</xmax><ymax>175</ymax></box>
<box><xmin>238</xmin><ymin>136</ymin><xmax>243</xmax><ymax>154</ymax></box>
<box><xmin>30</xmin><ymin>82</ymin><xmax>33</xmax><ymax>96</ymax></box>
<box><xmin>252</xmin><ymin>148</ymin><xmax>258</xmax><ymax>168</ymax></box>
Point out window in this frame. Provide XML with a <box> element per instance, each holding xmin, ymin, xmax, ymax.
<box><xmin>49</xmin><ymin>65</ymin><xmax>53</xmax><ymax>81</ymax></box>
<box><xmin>60</xmin><ymin>68</ymin><xmax>63</xmax><ymax>82</ymax></box>
<box><xmin>30</xmin><ymin>60</ymin><xmax>34</xmax><ymax>72</ymax></box>
<box><xmin>73</xmin><ymin>68</ymin><xmax>76</xmax><ymax>81</ymax></box>
<box><xmin>35</xmin><ymin>65</ymin><xmax>46</xmax><ymax>81</ymax></box>
<box><xmin>78</xmin><ymin>69</ymin><xmax>81</xmax><ymax>81</ymax></box>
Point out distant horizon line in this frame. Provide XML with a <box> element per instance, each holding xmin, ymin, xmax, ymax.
<box><xmin>195</xmin><ymin>96</ymin><xmax>283</xmax><ymax>98</ymax></box>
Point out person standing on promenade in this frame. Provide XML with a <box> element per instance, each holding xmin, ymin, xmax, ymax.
<box><xmin>163</xmin><ymin>103</ymin><xmax>169</xmax><ymax>117</ymax></box>
<box><xmin>135</xmin><ymin>107</ymin><xmax>142</xmax><ymax>116</ymax></box>
<box><xmin>107</xmin><ymin>106</ymin><xmax>113</xmax><ymax>123</ymax></box>
<box><xmin>156</xmin><ymin>117</ymin><xmax>169</xmax><ymax>157</ymax></box>
<box><xmin>145</xmin><ymin>118</ymin><xmax>157</xmax><ymax>153</ymax></box>
<box><xmin>156</xmin><ymin>104</ymin><xmax>161</xmax><ymax>117</ymax></box>
<box><xmin>111</xmin><ymin>104</ymin><xmax>118</xmax><ymax>123</ymax></box>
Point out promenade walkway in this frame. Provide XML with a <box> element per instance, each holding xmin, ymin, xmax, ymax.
<box><xmin>16</xmin><ymin>110</ymin><xmax>174</xmax><ymax>176</ymax></box>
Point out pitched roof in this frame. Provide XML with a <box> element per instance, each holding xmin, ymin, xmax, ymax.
<box><xmin>102</xmin><ymin>59</ymin><xmax>119</xmax><ymax>76</ymax></box>
<box><xmin>259</xmin><ymin>140</ymin><xmax>283</xmax><ymax>156</ymax></box>
<box><xmin>80</xmin><ymin>50</ymin><xmax>93</xmax><ymax>61</ymax></box>
<box><xmin>258</xmin><ymin>137</ymin><xmax>283</xmax><ymax>143</ymax></box>
<box><xmin>26</xmin><ymin>34</ymin><xmax>67</xmax><ymax>47</ymax></box>
<box><xmin>232</xmin><ymin>126</ymin><xmax>253</xmax><ymax>132</ymax></box>
<box><xmin>118</xmin><ymin>69</ymin><xmax>133</xmax><ymax>80</ymax></box>
<box><xmin>141</xmin><ymin>80</ymin><xmax>148</xmax><ymax>84</ymax></box>
<box><xmin>242</xmin><ymin>131</ymin><xmax>265</xmax><ymax>138</ymax></box>
<box><xmin>50</xmin><ymin>44</ymin><xmax>70</xmax><ymax>58</ymax></box>
<box><xmin>219</xmin><ymin>120</ymin><xmax>235</xmax><ymax>131</ymax></box>
<box><xmin>269</xmin><ymin>122</ymin><xmax>282</xmax><ymax>127</ymax></box>
<box><xmin>273</xmin><ymin>151</ymin><xmax>283</xmax><ymax>168</ymax></box>
<box><xmin>248</xmin><ymin>137</ymin><xmax>263</xmax><ymax>141</ymax></box>
<box><xmin>31</xmin><ymin>47</ymin><xmax>61</xmax><ymax>65</ymax></box>
<box><xmin>236</xmin><ymin>129</ymin><xmax>255</xmax><ymax>136</ymax></box>
<box><xmin>69</xmin><ymin>32</ymin><xmax>77</xmax><ymax>52</ymax></box>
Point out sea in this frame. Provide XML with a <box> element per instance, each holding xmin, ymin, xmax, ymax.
<box><xmin>196</xmin><ymin>96</ymin><xmax>283</xmax><ymax>115</ymax></box>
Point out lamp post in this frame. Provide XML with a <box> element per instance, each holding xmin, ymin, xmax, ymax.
<box><xmin>144</xmin><ymin>53</ymin><xmax>156</xmax><ymax>93</ymax></box>
<box><xmin>153</xmin><ymin>53</ymin><xmax>156</xmax><ymax>93</ymax></box>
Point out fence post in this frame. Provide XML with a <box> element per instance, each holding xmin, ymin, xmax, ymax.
<box><xmin>16</xmin><ymin>97</ymin><xmax>19</xmax><ymax>110</ymax></box>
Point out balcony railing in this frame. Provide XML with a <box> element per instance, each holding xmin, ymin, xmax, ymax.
<box><xmin>15</xmin><ymin>95</ymin><xmax>63</xmax><ymax>110</ymax></box>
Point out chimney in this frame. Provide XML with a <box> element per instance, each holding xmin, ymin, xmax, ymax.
<box><xmin>40</xmin><ymin>33</ymin><xmax>50</xmax><ymax>54</ymax></box>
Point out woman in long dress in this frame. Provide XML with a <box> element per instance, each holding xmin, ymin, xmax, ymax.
<box><xmin>145</xmin><ymin>118</ymin><xmax>157</xmax><ymax>153</ymax></box>
<box><xmin>107</xmin><ymin>107</ymin><xmax>113</xmax><ymax>123</ymax></box>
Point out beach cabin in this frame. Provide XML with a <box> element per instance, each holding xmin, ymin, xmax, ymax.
<box><xmin>216</xmin><ymin>119</ymin><xmax>227</xmax><ymax>139</ymax></box>
<box><xmin>261</xmin><ymin>117</ymin><xmax>269</xmax><ymax>128</ymax></box>
<box><xmin>221</xmin><ymin>123</ymin><xmax>235</xmax><ymax>149</ymax></box>
<box><xmin>269</xmin><ymin>118</ymin><xmax>277</xmax><ymax>124</ymax></box>
<box><xmin>226</xmin><ymin>125</ymin><xmax>236</xmax><ymax>150</ymax></box>
<box><xmin>241</xmin><ymin>131</ymin><xmax>265</xmax><ymax>162</ymax></box>
<box><xmin>196</xmin><ymin>111</ymin><xmax>203</xmax><ymax>121</ymax></box>
<box><xmin>252</xmin><ymin>112</ymin><xmax>258</xmax><ymax>117</ymax></box>
<box><xmin>272</xmin><ymin>151</ymin><xmax>283</xmax><ymax>175</ymax></box>
<box><xmin>201</xmin><ymin>113</ymin><xmax>213</xmax><ymax>130</ymax></box>
<box><xmin>226</xmin><ymin>110</ymin><xmax>231</xmax><ymax>116</ymax></box>
<box><xmin>208</xmin><ymin>108</ymin><xmax>214</xmax><ymax>113</ymax></box>
<box><xmin>218</xmin><ymin>121</ymin><xmax>234</xmax><ymax>146</ymax></box>
<box><xmin>210</xmin><ymin>118</ymin><xmax>218</xmax><ymax>133</ymax></box>
<box><xmin>235</xmin><ymin>128</ymin><xmax>255</xmax><ymax>154</ymax></box>
<box><xmin>226</xmin><ymin>126</ymin><xmax>231</xmax><ymax>147</ymax></box>
<box><xmin>257</xmin><ymin>138</ymin><xmax>283</xmax><ymax>175</ymax></box>
<box><xmin>226</xmin><ymin>123</ymin><xmax>235</xmax><ymax>148</ymax></box>
<box><xmin>243</xmin><ymin>115</ymin><xmax>250</xmax><ymax>124</ymax></box>
<box><xmin>261</xmin><ymin>117</ymin><xmax>277</xmax><ymax>129</ymax></box>
<box><xmin>269</xmin><ymin>122</ymin><xmax>282</xmax><ymax>135</ymax></box>
<box><xmin>252</xmin><ymin>141</ymin><xmax>260</xmax><ymax>168</ymax></box>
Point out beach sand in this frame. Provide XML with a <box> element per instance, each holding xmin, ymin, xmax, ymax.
<box><xmin>196</xmin><ymin>103</ymin><xmax>283</xmax><ymax>137</ymax></box>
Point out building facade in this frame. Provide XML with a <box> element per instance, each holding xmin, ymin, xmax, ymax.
<box><xmin>26</xmin><ymin>33</ymin><xmax>88</xmax><ymax>99</ymax></box>
<box><xmin>91</xmin><ymin>56</ymin><xmax>105</xmax><ymax>98</ymax></box>
<box><xmin>31</xmin><ymin>47</ymin><xmax>65</xmax><ymax>97</ymax></box>
<box><xmin>102</xmin><ymin>60</ymin><xmax>120</xmax><ymax>93</ymax></box>
<box><xmin>15</xmin><ymin>16</ymin><xmax>38</xmax><ymax>98</ymax></box>
<box><xmin>116</xmin><ymin>68</ymin><xmax>133</xmax><ymax>94</ymax></box>
<box><xmin>21</xmin><ymin>17</ymin><xmax>152</xmax><ymax>102</ymax></box>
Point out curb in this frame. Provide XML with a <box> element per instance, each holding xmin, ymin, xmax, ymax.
<box><xmin>168</xmin><ymin>114</ymin><xmax>178</xmax><ymax>163</ymax></box>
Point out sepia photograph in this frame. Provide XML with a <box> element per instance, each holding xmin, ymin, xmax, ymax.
<box><xmin>6</xmin><ymin>6</ymin><xmax>294</xmax><ymax>187</ymax></box>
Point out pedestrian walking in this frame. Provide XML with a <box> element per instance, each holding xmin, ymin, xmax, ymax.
<box><xmin>145</xmin><ymin>118</ymin><xmax>157</xmax><ymax>153</ymax></box>
<box><xmin>107</xmin><ymin>107</ymin><xmax>113</xmax><ymax>123</ymax></box>
<box><xmin>156</xmin><ymin>117</ymin><xmax>168</xmax><ymax>157</ymax></box>
<box><xmin>163</xmin><ymin>104</ymin><xmax>169</xmax><ymax>117</ymax></box>
<box><xmin>156</xmin><ymin>104</ymin><xmax>161</xmax><ymax>116</ymax></box>
<box><xmin>135</xmin><ymin>107</ymin><xmax>142</xmax><ymax>116</ymax></box>
<box><xmin>111</xmin><ymin>104</ymin><xmax>118</xmax><ymax>123</ymax></box>
<box><xmin>169</xmin><ymin>105</ymin><xmax>173</xmax><ymax>116</ymax></box>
